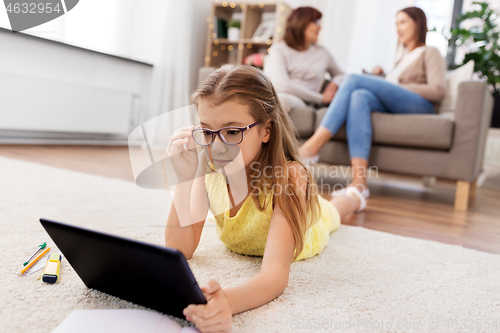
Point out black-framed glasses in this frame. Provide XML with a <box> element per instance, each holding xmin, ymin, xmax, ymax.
<box><xmin>192</xmin><ymin>121</ymin><xmax>260</xmax><ymax>146</ymax></box>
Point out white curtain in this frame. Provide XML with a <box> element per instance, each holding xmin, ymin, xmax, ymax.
<box><xmin>339</xmin><ymin>0</ymin><xmax>413</xmax><ymax>74</ymax></box>
<box><xmin>147</xmin><ymin>0</ymin><xmax>211</xmax><ymax>147</ymax></box>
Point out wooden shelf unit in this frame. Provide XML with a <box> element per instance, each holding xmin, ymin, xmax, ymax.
<box><xmin>204</xmin><ymin>1</ymin><xmax>292</xmax><ymax>67</ymax></box>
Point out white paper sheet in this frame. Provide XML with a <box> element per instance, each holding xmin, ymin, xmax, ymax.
<box><xmin>52</xmin><ymin>309</ymin><xmax>200</xmax><ymax>333</ymax></box>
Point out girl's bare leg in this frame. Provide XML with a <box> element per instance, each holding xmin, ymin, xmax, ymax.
<box><xmin>330</xmin><ymin>194</ymin><xmax>360</xmax><ymax>223</ymax></box>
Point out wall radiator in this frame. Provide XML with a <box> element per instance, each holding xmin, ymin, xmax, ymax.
<box><xmin>0</xmin><ymin>72</ymin><xmax>139</xmax><ymax>143</ymax></box>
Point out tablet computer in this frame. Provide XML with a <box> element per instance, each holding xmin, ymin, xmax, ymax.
<box><xmin>40</xmin><ymin>218</ymin><xmax>207</xmax><ymax>319</ymax></box>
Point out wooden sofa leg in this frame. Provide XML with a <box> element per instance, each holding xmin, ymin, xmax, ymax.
<box><xmin>469</xmin><ymin>180</ymin><xmax>478</xmax><ymax>198</ymax></box>
<box><xmin>454</xmin><ymin>180</ymin><xmax>470</xmax><ymax>211</ymax></box>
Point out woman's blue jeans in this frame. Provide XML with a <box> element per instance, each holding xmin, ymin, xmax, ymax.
<box><xmin>318</xmin><ymin>74</ymin><xmax>435</xmax><ymax>160</ymax></box>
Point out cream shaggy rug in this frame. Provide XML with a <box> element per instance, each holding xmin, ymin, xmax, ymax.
<box><xmin>1</xmin><ymin>155</ymin><xmax>500</xmax><ymax>333</ymax></box>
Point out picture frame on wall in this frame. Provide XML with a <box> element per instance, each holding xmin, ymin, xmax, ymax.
<box><xmin>252</xmin><ymin>20</ymin><xmax>275</xmax><ymax>41</ymax></box>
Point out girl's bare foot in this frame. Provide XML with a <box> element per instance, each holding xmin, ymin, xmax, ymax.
<box><xmin>346</xmin><ymin>186</ymin><xmax>367</xmax><ymax>212</ymax></box>
<box><xmin>349</xmin><ymin>179</ymin><xmax>368</xmax><ymax>194</ymax></box>
<box><xmin>331</xmin><ymin>181</ymin><xmax>370</xmax><ymax>199</ymax></box>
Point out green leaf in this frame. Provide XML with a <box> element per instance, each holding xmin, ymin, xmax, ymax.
<box><xmin>449</xmin><ymin>1</ymin><xmax>500</xmax><ymax>96</ymax></box>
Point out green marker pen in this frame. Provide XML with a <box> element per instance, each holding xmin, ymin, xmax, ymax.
<box><xmin>23</xmin><ymin>242</ymin><xmax>47</xmax><ymax>266</ymax></box>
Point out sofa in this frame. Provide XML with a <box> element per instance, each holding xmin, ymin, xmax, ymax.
<box><xmin>197</xmin><ymin>66</ymin><xmax>494</xmax><ymax>211</ymax></box>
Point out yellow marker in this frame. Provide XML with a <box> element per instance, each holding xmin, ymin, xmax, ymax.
<box><xmin>20</xmin><ymin>247</ymin><xmax>50</xmax><ymax>275</ymax></box>
<box><xmin>42</xmin><ymin>253</ymin><xmax>62</xmax><ymax>283</ymax></box>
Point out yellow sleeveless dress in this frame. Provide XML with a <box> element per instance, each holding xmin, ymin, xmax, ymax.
<box><xmin>204</xmin><ymin>162</ymin><xmax>341</xmax><ymax>261</ymax></box>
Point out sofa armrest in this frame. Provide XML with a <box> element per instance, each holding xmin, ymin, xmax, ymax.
<box><xmin>319</xmin><ymin>77</ymin><xmax>331</xmax><ymax>94</ymax></box>
<box><xmin>448</xmin><ymin>80</ymin><xmax>494</xmax><ymax>181</ymax></box>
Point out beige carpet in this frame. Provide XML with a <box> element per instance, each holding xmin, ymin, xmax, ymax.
<box><xmin>1</xmin><ymin>155</ymin><xmax>500</xmax><ymax>333</ymax></box>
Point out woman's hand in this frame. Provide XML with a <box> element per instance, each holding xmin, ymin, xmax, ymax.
<box><xmin>321</xmin><ymin>82</ymin><xmax>338</xmax><ymax>105</ymax></box>
<box><xmin>184</xmin><ymin>280</ymin><xmax>233</xmax><ymax>333</ymax></box>
<box><xmin>166</xmin><ymin>125</ymin><xmax>198</xmax><ymax>183</ymax></box>
<box><xmin>372</xmin><ymin>65</ymin><xmax>384</xmax><ymax>75</ymax></box>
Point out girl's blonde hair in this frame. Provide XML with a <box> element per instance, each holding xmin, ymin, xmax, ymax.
<box><xmin>191</xmin><ymin>64</ymin><xmax>321</xmax><ymax>262</ymax></box>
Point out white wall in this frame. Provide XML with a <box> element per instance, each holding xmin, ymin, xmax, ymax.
<box><xmin>0</xmin><ymin>29</ymin><xmax>153</xmax><ymax>143</ymax></box>
<box><xmin>0</xmin><ymin>0</ymin><xmax>168</xmax><ymax>65</ymax></box>
<box><xmin>0</xmin><ymin>32</ymin><xmax>151</xmax><ymax>95</ymax></box>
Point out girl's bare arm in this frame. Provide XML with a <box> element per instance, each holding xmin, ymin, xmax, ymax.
<box><xmin>165</xmin><ymin>158</ymin><xmax>210</xmax><ymax>259</ymax></box>
<box><xmin>223</xmin><ymin>162</ymin><xmax>306</xmax><ymax>314</ymax></box>
<box><xmin>223</xmin><ymin>202</ymin><xmax>295</xmax><ymax>314</ymax></box>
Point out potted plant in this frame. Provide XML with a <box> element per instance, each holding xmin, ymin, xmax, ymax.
<box><xmin>447</xmin><ymin>1</ymin><xmax>500</xmax><ymax>127</ymax></box>
<box><xmin>227</xmin><ymin>19</ymin><xmax>241</xmax><ymax>42</ymax></box>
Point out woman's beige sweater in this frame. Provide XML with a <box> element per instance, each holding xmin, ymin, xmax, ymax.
<box><xmin>397</xmin><ymin>46</ymin><xmax>446</xmax><ymax>108</ymax></box>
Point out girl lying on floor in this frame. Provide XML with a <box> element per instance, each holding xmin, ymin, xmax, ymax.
<box><xmin>165</xmin><ymin>64</ymin><xmax>365</xmax><ymax>333</ymax></box>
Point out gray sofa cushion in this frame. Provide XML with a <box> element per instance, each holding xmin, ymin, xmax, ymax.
<box><xmin>288</xmin><ymin>105</ymin><xmax>317</xmax><ymax>137</ymax></box>
<box><xmin>306</xmin><ymin>108</ymin><xmax>455</xmax><ymax>150</ymax></box>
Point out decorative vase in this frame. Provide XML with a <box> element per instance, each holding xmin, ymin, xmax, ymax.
<box><xmin>228</xmin><ymin>27</ymin><xmax>240</xmax><ymax>42</ymax></box>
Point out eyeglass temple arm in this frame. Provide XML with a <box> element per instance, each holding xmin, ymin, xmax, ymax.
<box><xmin>246</xmin><ymin>121</ymin><xmax>260</xmax><ymax>130</ymax></box>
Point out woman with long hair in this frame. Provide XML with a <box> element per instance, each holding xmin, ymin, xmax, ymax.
<box><xmin>299</xmin><ymin>7</ymin><xmax>445</xmax><ymax>198</ymax></box>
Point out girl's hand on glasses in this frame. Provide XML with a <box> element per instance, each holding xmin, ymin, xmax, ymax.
<box><xmin>166</xmin><ymin>125</ymin><xmax>199</xmax><ymax>183</ymax></box>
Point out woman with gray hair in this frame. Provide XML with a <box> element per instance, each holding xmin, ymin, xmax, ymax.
<box><xmin>266</xmin><ymin>6</ymin><xmax>345</xmax><ymax>113</ymax></box>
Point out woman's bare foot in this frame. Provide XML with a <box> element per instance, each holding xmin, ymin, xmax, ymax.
<box><xmin>299</xmin><ymin>127</ymin><xmax>332</xmax><ymax>159</ymax></box>
<box><xmin>298</xmin><ymin>141</ymin><xmax>319</xmax><ymax>159</ymax></box>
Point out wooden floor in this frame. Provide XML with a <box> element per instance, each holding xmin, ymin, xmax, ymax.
<box><xmin>1</xmin><ymin>144</ymin><xmax>500</xmax><ymax>255</ymax></box>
